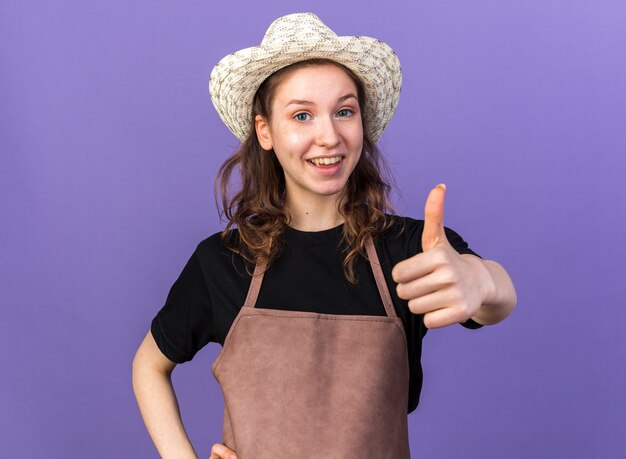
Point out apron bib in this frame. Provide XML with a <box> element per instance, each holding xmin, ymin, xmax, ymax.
<box><xmin>211</xmin><ymin>236</ymin><xmax>411</xmax><ymax>458</ymax></box>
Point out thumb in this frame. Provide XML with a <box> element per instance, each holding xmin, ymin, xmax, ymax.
<box><xmin>421</xmin><ymin>183</ymin><xmax>447</xmax><ymax>251</ymax></box>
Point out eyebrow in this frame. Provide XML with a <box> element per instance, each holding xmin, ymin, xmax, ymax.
<box><xmin>285</xmin><ymin>93</ymin><xmax>358</xmax><ymax>108</ymax></box>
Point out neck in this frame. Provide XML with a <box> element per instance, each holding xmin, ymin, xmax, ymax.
<box><xmin>285</xmin><ymin>193</ymin><xmax>345</xmax><ymax>231</ymax></box>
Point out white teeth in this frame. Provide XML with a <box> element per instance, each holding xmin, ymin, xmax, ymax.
<box><xmin>309</xmin><ymin>156</ymin><xmax>342</xmax><ymax>166</ymax></box>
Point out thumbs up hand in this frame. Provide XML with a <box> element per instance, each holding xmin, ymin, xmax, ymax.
<box><xmin>391</xmin><ymin>184</ymin><xmax>495</xmax><ymax>329</ymax></box>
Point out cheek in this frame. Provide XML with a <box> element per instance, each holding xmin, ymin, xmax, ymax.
<box><xmin>347</xmin><ymin>122</ymin><xmax>364</xmax><ymax>149</ymax></box>
<box><xmin>349</xmin><ymin>133</ymin><xmax>364</xmax><ymax>158</ymax></box>
<box><xmin>273</xmin><ymin>129</ymin><xmax>310</xmax><ymax>155</ymax></box>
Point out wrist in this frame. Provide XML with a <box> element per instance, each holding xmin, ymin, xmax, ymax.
<box><xmin>461</xmin><ymin>254</ymin><xmax>497</xmax><ymax>306</ymax></box>
<box><xmin>463</xmin><ymin>256</ymin><xmax>517</xmax><ymax>325</ymax></box>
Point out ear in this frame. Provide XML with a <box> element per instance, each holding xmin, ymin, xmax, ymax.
<box><xmin>255</xmin><ymin>114</ymin><xmax>273</xmax><ymax>151</ymax></box>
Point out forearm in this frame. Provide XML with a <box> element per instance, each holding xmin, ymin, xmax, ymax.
<box><xmin>132</xmin><ymin>363</ymin><xmax>198</xmax><ymax>459</ymax></box>
<box><xmin>463</xmin><ymin>255</ymin><xmax>517</xmax><ymax>325</ymax></box>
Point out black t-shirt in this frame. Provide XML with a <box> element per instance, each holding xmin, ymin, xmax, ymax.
<box><xmin>151</xmin><ymin>216</ymin><xmax>482</xmax><ymax>414</ymax></box>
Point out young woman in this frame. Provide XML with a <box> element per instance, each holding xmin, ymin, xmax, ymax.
<box><xmin>132</xmin><ymin>13</ymin><xmax>516</xmax><ymax>459</ymax></box>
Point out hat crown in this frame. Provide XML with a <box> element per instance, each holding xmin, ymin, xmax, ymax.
<box><xmin>209</xmin><ymin>13</ymin><xmax>401</xmax><ymax>143</ymax></box>
<box><xmin>261</xmin><ymin>13</ymin><xmax>337</xmax><ymax>47</ymax></box>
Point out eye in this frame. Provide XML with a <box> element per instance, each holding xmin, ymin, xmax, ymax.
<box><xmin>337</xmin><ymin>108</ymin><xmax>354</xmax><ymax>117</ymax></box>
<box><xmin>294</xmin><ymin>112</ymin><xmax>311</xmax><ymax>121</ymax></box>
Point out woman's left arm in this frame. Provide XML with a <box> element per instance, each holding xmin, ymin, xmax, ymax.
<box><xmin>459</xmin><ymin>255</ymin><xmax>517</xmax><ymax>325</ymax></box>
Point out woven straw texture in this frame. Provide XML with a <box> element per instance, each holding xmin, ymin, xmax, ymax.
<box><xmin>209</xmin><ymin>13</ymin><xmax>402</xmax><ymax>143</ymax></box>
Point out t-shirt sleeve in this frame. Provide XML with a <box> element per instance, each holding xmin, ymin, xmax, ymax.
<box><xmin>444</xmin><ymin>226</ymin><xmax>480</xmax><ymax>258</ymax></box>
<box><xmin>443</xmin><ymin>226</ymin><xmax>484</xmax><ymax>330</ymax></box>
<box><xmin>150</xmin><ymin>247</ymin><xmax>216</xmax><ymax>363</ymax></box>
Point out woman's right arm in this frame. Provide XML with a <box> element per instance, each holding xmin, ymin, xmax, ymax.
<box><xmin>132</xmin><ymin>330</ymin><xmax>199</xmax><ymax>458</ymax></box>
<box><xmin>132</xmin><ymin>331</ymin><xmax>238</xmax><ymax>458</ymax></box>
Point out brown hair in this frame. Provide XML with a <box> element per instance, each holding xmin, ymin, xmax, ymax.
<box><xmin>215</xmin><ymin>59</ymin><xmax>396</xmax><ymax>283</ymax></box>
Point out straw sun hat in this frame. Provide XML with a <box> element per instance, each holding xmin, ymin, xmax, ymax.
<box><xmin>209</xmin><ymin>12</ymin><xmax>402</xmax><ymax>143</ymax></box>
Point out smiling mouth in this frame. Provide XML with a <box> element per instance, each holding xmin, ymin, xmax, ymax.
<box><xmin>307</xmin><ymin>156</ymin><xmax>344</xmax><ymax>166</ymax></box>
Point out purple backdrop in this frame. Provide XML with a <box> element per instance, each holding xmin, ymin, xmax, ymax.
<box><xmin>2</xmin><ymin>0</ymin><xmax>625</xmax><ymax>457</ymax></box>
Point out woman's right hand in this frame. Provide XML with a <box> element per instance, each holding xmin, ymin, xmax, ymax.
<box><xmin>209</xmin><ymin>443</ymin><xmax>237</xmax><ymax>459</ymax></box>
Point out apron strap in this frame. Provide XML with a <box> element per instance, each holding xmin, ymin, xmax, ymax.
<box><xmin>242</xmin><ymin>235</ymin><xmax>398</xmax><ymax>320</ymax></box>
<box><xmin>242</xmin><ymin>261</ymin><xmax>266</xmax><ymax>309</ymax></box>
<box><xmin>364</xmin><ymin>236</ymin><xmax>398</xmax><ymax>319</ymax></box>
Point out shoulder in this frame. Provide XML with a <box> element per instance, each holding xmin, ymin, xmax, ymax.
<box><xmin>196</xmin><ymin>228</ymin><xmax>240</xmax><ymax>255</ymax></box>
<box><xmin>381</xmin><ymin>215</ymin><xmax>423</xmax><ymax>239</ymax></box>
<box><xmin>195</xmin><ymin>228</ymin><xmax>251</xmax><ymax>279</ymax></box>
<box><xmin>377</xmin><ymin>215</ymin><xmax>423</xmax><ymax>255</ymax></box>
<box><xmin>378</xmin><ymin>214</ymin><xmax>478</xmax><ymax>258</ymax></box>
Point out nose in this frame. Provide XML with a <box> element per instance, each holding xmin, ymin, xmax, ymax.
<box><xmin>315</xmin><ymin>116</ymin><xmax>341</xmax><ymax>148</ymax></box>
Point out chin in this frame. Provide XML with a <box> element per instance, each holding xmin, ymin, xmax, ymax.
<box><xmin>312</xmin><ymin>182</ymin><xmax>349</xmax><ymax>196</ymax></box>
